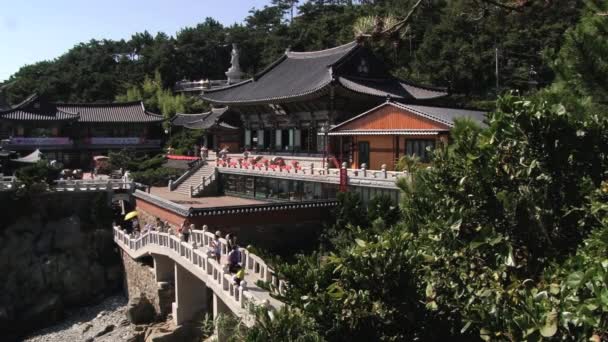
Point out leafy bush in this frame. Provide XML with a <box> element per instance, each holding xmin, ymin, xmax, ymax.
<box><xmin>130</xmin><ymin>167</ymin><xmax>181</xmax><ymax>187</ymax></box>
<box><xmin>15</xmin><ymin>161</ymin><xmax>58</xmax><ymax>185</ymax></box>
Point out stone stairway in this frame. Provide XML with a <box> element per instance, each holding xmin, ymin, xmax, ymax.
<box><xmin>173</xmin><ymin>163</ymin><xmax>216</xmax><ymax>196</ymax></box>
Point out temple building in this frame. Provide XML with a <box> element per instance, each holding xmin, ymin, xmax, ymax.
<box><xmin>328</xmin><ymin>101</ymin><xmax>486</xmax><ymax>169</ymax></box>
<box><xmin>177</xmin><ymin>40</ymin><xmax>486</xmax><ymax>169</ymax></box>
<box><xmin>196</xmin><ymin>41</ymin><xmax>447</xmax><ymax>155</ymax></box>
<box><xmin>0</xmin><ymin>94</ymin><xmax>163</xmax><ymax>166</ymax></box>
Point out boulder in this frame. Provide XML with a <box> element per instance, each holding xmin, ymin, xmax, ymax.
<box><xmin>144</xmin><ymin>321</ymin><xmax>188</xmax><ymax>342</ymax></box>
<box><xmin>127</xmin><ymin>295</ymin><xmax>156</xmax><ymax>325</ymax></box>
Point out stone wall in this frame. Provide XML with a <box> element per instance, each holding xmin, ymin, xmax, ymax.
<box><xmin>121</xmin><ymin>251</ymin><xmax>174</xmax><ymax>319</ymax></box>
<box><xmin>0</xmin><ymin>191</ymin><xmax>122</xmax><ymax>341</ymax></box>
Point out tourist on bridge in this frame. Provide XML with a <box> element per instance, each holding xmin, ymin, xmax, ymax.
<box><xmin>179</xmin><ymin>221</ymin><xmax>191</xmax><ymax>242</ymax></box>
<box><xmin>233</xmin><ymin>267</ymin><xmax>245</xmax><ymax>286</ymax></box>
<box><xmin>155</xmin><ymin>218</ymin><xmax>166</xmax><ymax>232</ymax></box>
<box><xmin>227</xmin><ymin>244</ymin><xmax>242</xmax><ymax>273</ymax></box>
<box><xmin>211</xmin><ymin>231</ymin><xmax>222</xmax><ymax>262</ymax></box>
<box><xmin>226</xmin><ymin>233</ymin><xmax>237</xmax><ymax>251</ymax></box>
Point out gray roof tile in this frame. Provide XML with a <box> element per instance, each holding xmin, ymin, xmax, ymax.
<box><xmin>57</xmin><ymin>102</ymin><xmax>163</xmax><ymax>123</ymax></box>
<box><xmin>201</xmin><ymin>42</ymin><xmax>446</xmax><ymax>105</ymax></box>
<box><xmin>0</xmin><ymin>94</ymin><xmax>164</xmax><ymax>123</ymax></box>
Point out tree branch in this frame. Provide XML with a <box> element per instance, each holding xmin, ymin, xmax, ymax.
<box><xmin>380</xmin><ymin>0</ymin><xmax>424</xmax><ymax>35</ymax></box>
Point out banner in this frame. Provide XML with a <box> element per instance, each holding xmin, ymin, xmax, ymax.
<box><xmin>90</xmin><ymin>137</ymin><xmax>140</xmax><ymax>145</ymax></box>
<box><xmin>10</xmin><ymin>137</ymin><xmax>71</xmax><ymax>145</ymax></box>
<box><xmin>339</xmin><ymin>167</ymin><xmax>348</xmax><ymax>192</ymax></box>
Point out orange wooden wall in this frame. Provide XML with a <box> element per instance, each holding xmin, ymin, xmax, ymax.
<box><xmin>338</xmin><ymin>104</ymin><xmax>449</xmax><ymax>131</ymax></box>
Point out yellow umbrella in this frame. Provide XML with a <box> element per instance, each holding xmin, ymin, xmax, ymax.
<box><xmin>124</xmin><ymin>211</ymin><xmax>138</xmax><ymax>220</ymax></box>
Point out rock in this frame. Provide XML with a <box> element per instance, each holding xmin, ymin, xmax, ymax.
<box><xmin>144</xmin><ymin>321</ymin><xmax>187</xmax><ymax>342</ymax></box>
<box><xmin>34</xmin><ymin>231</ymin><xmax>54</xmax><ymax>254</ymax></box>
<box><xmin>50</xmin><ymin>216</ymin><xmax>83</xmax><ymax>250</ymax></box>
<box><xmin>21</xmin><ymin>294</ymin><xmax>64</xmax><ymax>327</ymax></box>
<box><xmin>126</xmin><ymin>296</ymin><xmax>155</xmax><ymax>325</ymax></box>
<box><xmin>82</xmin><ymin>323</ymin><xmax>93</xmax><ymax>334</ymax></box>
<box><xmin>85</xmin><ymin>338</ymin><xmax>94</xmax><ymax>342</ymax></box>
<box><xmin>94</xmin><ymin>324</ymin><xmax>115</xmax><ymax>337</ymax></box>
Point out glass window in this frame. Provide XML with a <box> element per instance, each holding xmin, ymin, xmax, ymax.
<box><xmin>406</xmin><ymin>139</ymin><xmax>435</xmax><ymax>161</ymax></box>
<box><xmin>255</xmin><ymin>177</ymin><xmax>269</xmax><ymax>199</ymax></box>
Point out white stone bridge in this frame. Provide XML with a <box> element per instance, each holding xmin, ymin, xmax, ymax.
<box><xmin>114</xmin><ymin>226</ymin><xmax>284</xmax><ymax>327</ymax></box>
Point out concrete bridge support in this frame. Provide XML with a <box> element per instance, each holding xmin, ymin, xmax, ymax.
<box><xmin>213</xmin><ymin>293</ymin><xmax>232</xmax><ymax>318</ymax></box>
<box><xmin>153</xmin><ymin>254</ymin><xmax>174</xmax><ymax>283</ymax></box>
<box><xmin>172</xmin><ymin>263</ymin><xmax>211</xmax><ymax>325</ymax></box>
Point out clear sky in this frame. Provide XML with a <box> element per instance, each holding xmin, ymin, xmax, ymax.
<box><xmin>0</xmin><ymin>0</ymin><xmax>271</xmax><ymax>82</ymax></box>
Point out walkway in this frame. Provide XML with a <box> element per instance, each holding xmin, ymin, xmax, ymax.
<box><xmin>113</xmin><ymin>226</ymin><xmax>284</xmax><ymax>326</ymax></box>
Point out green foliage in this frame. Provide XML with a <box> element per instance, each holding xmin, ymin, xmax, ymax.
<box><xmin>246</xmin><ymin>307</ymin><xmax>324</xmax><ymax>342</ymax></box>
<box><xmin>14</xmin><ymin>161</ymin><xmax>60</xmax><ymax>193</ymax></box>
<box><xmin>276</xmin><ymin>92</ymin><xmax>608</xmax><ymax>341</ymax></box>
<box><xmin>395</xmin><ymin>154</ymin><xmax>419</xmax><ymax>173</ymax></box>
<box><xmin>130</xmin><ymin>167</ymin><xmax>181</xmax><ymax>187</ymax></box>
<box><xmin>116</xmin><ymin>71</ymin><xmax>206</xmax><ymax>126</ymax></box>
<box><xmin>397</xmin><ymin>93</ymin><xmax>608</xmax><ymax>340</ymax></box>
<box><xmin>107</xmin><ymin>149</ymin><xmax>180</xmax><ymax>186</ymax></box>
<box><xmin>3</xmin><ymin>1</ymin><xmax>584</xmax><ymax>107</ymax></box>
<box><xmin>552</xmin><ymin>0</ymin><xmax>608</xmax><ymax>105</ymax></box>
<box><xmin>166</xmin><ymin>129</ymin><xmax>204</xmax><ymax>155</ymax></box>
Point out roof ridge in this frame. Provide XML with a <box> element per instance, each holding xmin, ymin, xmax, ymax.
<box><xmin>286</xmin><ymin>41</ymin><xmax>358</xmax><ymax>59</ymax></box>
<box><xmin>388</xmin><ymin>102</ymin><xmax>454</xmax><ymax>127</ymax></box>
<box><xmin>399</xmin><ymin>79</ymin><xmax>448</xmax><ymax>92</ymax></box>
<box><xmin>9</xmin><ymin>93</ymin><xmax>39</xmax><ymax>110</ymax></box>
<box><xmin>402</xmin><ymin>103</ymin><xmax>488</xmax><ymax>112</ymax></box>
<box><xmin>202</xmin><ymin>78</ymin><xmax>255</xmax><ymax>94</ymax></box>
<box><xmin>56</xmin><ymin>100</ymin><xmax>144</xmax><ymax>107</ymax></box>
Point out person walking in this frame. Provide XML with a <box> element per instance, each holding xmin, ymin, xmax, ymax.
<box><xmin>201</xmin><ymin>145</ymin><xmax>209</xmax><ymax>162</ymax></box>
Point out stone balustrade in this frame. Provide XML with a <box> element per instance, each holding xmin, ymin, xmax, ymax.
<box><xmin>190</xmin><ymin>228</ymin><xmax>287</xmax><ymax>293</ymax></box>
<box><xmin>54</xmin><ymin>179</ymin><xmax>135</xmax><ymax>192</ymax></box>
<box><xmin>113</xmin><ymin>226</ymin><xmax>283</xmax><ymax>326</ymax></box>
<box><xmin>217</xmin><ymin>160</ymin><xmax>409</xmax><ymax>189</ymax></box>
<box><xmin>0</xmin><ymin>176</ymin><xmax>16</xmax><ymax>190</ymax></box>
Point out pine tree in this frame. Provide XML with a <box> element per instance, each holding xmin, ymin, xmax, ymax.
<box><xmin>553</xmin><ymin>0</ymin><xmax>608</xmax><ymax>104</ymax></box>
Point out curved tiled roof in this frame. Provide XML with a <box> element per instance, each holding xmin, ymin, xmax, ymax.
<box><xmin>338</xmin><ymin>77</ymin><xmax>447</xmax><ymax>100</ymax></box>
<box><xmin>171</xmin><ymin>112</ymin><xmax>209</xmax><ymax>126</ymax></box>
<box><xmin>201</xmin><ymin>41</ymin><xmax>448</xmax><ymax>105</ymax></box>
<box><xmin>172</xmin><ymin>107</ymin><xmax>234</xmax><ymax>130</ymax></box>
<box><xmin>0</xmin><ymin>94</ymin><xmax>163</xmax><ymax>124</ymax></box>
<box><xmin>0</xmin><ymin>108</ymin><xmax>80</xmax><ymax>122</ymax></box>
<box><xmin>201</xmin><ymin>42</ymin><xmax>359</xmax><ymax>105</ymax></box>
<box><xmin>57</xmin><ymin>102</ymin><xmax>163</xmax><ymax>123</ymax></box>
